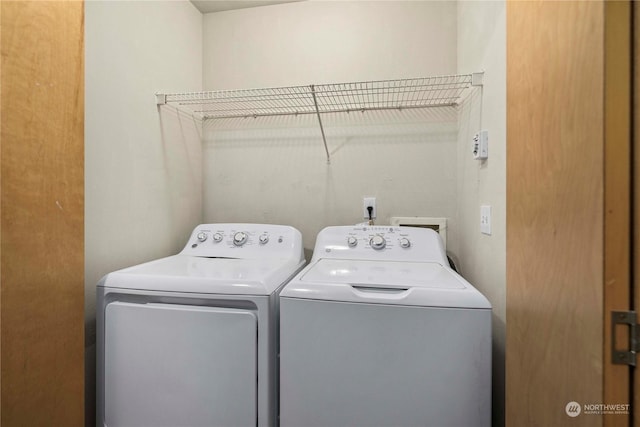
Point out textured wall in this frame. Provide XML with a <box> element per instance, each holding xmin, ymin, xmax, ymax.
<box><xmin>457</xmin><ymin>2</ymin><xmax>506</xmax><ymax>426</ymax></box>
<box><xmin>202</xmin><ymin>1</ymin><xmax>460</xmax><ymax>257</ymax></box>
<box><xmin>84</xmin><ymin>1</ymin><xmax>203</xmax><ymax>423</ymax></box>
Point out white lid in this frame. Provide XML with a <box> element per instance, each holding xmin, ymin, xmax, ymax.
<box><xmin>101</xmin><ymin>255</ymin><xmax>305</xmax><ymax>295</ymax></box>
<box><xmin>281</xmin><ymin>259</ymin><xmax>491</xmax><ymax>309</ymax></box>
<box><xmin>301</xmin><ymin>259</ymin><xmax>464</xmax><ymax>289</ymax></box>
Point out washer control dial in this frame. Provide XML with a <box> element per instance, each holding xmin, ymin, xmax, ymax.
<box><xmin>212</xmin><ymin>233</ymin><xmax>223</xmax><ymax>243</ymax></box>
<box><xmin>370</xmin><ymin>235</ymin><xmax>386</xmax><ymax>250</ymax></box>
<box><xmin>196</xmin><ymin>232</ymin><xmax>207</xmax><ymax>242</ymax></box>
<box><xmin>347</xmin><ymin>236</ymin><xmax>358</xmax><ymax>247</ymax></box>
<box><xmin>399</xmin><ymin>237</ymin><xmax>411</xmax><ymax>248</ymax></box>
<box><xmin>233</xmin><ymin>232</ymin><xmax>248</xmax><ymax>246</ymax></box>
<box><xmin>259</xmin><ymin>234</ymin><xmax>269</xmax><ymax>245</ymax></box>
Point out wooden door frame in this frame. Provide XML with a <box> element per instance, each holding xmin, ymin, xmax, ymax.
<box><xmin>604</xmin><ymin>1</ymin><xmax>632</xmax><ymax>426</ymax></box>
<box><xmin>633</xmin><ymin>2</ymin><xmax>640</xmax><ymax>425</ymax></box>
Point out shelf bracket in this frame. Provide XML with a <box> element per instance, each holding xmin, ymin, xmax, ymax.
<box><xmin>310</xmin><ymin>85</ymin><xmax>331</xmax><ymax>164</ymax></box>
<box><xmin>471</xmin><ymin>72</ymin><xmax>484</xmax><ymax>87</ymax></box>
<box><xmin>156</xmin><ymin>93</ymin><xmax>167</xmax><ymax>105</ymax></box>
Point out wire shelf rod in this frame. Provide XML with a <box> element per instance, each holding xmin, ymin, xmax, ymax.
<box><xmin>200</xmin><ymin>101</ymin><xmax>459</xmax><ymax>120</ymax></box>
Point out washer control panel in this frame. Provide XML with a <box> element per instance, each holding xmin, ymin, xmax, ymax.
<box><xmin>181</xmin><ymin>224</ymin><xmax>303</xmax><ymax>259</ymax></box>
<box><xmin>343</xmin><ymin>226</ymin><xmax>412</xmax><ymax>253</ymax></box>
<box><xmin>314</xmin><ymin>225</ymin><xmax>448</xmax><ymax>264</ymax></box>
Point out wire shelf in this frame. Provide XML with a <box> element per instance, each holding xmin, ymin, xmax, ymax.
<box><xmin>157</xmin><ymin>73</ymin><xmax>482</xmax><ymax>162</ymax></box>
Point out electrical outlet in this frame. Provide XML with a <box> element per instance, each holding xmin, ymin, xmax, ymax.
<box><xmin>480</xmin><ymin>205</ymin><xmax>491</xmax><ymax>235</ymax></box>
<box><xmin>363</xmin><ymin>197</ymin><xmax>377</xmax><ymax>219</ymax></box>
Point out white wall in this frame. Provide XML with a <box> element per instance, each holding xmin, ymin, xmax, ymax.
<box><xmin>85</xmin><ymin>1</ymin><xmax>203</xmax><ymax>424</ymax></box>
<box><xmin>203</xmin><ymin>0</ymin><xmax>456</xmax><ymax>89</ymax></box>
<box><xmin>457</xmin><ymin>2</ymin><xmax>506</xmax><ymax>426</ymax></box>
<box><xmin>202</xmin><ymin>0</ymin><xmax>459</xmax><ymax>257</ymax></box>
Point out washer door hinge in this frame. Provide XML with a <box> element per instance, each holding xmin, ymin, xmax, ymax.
<box><xmin>612</xmin><ymin>310</ymin><xmax>640</xmax><ymax>366</ymax></box>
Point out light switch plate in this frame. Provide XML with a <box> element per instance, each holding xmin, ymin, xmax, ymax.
<box><xmin>480</xmin><ymin>205</ymin><xmax>491</xmax><ymax>235</ymax></box>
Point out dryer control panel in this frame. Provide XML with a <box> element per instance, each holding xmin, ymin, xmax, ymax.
<box><xmin>313</xmin><ymin>225</ymin><xmax>448</xmax><ymax>265</ymax></box>
<box><xmin>181</xmin><ymin>224</ymin><xmax>304</xmax><ymax>260</ymax></box>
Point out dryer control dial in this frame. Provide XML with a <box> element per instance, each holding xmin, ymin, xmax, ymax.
<box><xmin>233</xmin><ymin>232</ymin><xmax>248</xmax><ymax>246</ymax></box>
<box><xmin>347</xmin><ymin>236</ymin><xmax>358</xmax><ymax>247</ymax></box>
<box><xmin>370</xmin><ymin>235</ymin><xmax>386</xmax><ymax>250</ymax></box>
<box><xmin>212</xmin><ymin>233</ymin><xmax>223</xmax><ymax>243</ymax></box>
<box><xmin>399</xmin><ymin>237</ymin><xmax>411</xmax><ymax>248</ymax></box>
<box><xmin>258</xmin><ymin>234</ymin><xmax>269</xmax><ymax>244</ymax></box>
<box><xmin>196</xmin><ymin>232</ymin><xmax>207</xmax><ymax>242</ymax></box>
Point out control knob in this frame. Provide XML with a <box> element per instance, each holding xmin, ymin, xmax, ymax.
<box><xmin>347</xmin><ymin>236</ymin><xmax>358</xmax><ymax>247</ymax></box>
<box><xmin>399</xmin><ymin>237</ymin><xmax>411</xmax><ymax>248</ymax></box>
<box><xmin>233</xmin><ymin>232</ymin><xmax>248</xmax><ymax>246</ymax></box>
<box><xmin>370</xmin><ymin>235</ymin><xmax>386</xmax><ymax>250</ymax></box>
<box><xmin>259</xmin><ymin>234</ymin><xmax>269</xmax><ymax>244</ymax></box>
<box><xmin>196</xmin><ymin>232</ymin><xmax>207</xmax><ymax>242</ymax></box>
<box><xmin>212</xmin><ymin>233</ymin><xmax>223</xmax><ymax>243</ymax></box>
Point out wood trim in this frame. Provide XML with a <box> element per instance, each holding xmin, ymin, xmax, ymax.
<box><xmin>506</xmin><ymin>1</ymin><xmax>605</xmax><ymax>425</ymax></box>
<box><xmin>634</xmin><ymin>2</ymin><xmax>640</xmax><ymax>423</ymax></box>
<box><xmin>604</xmin><ymin>2</ymin><xmax>632</xmax><ymax>426</ymax></box>
<box><xmin>1</xmin><ymin>1</ymin><xmax>84</xmax><ymax>425</ymax></box>
<box><xmin>0</xmin><ymin>1</ymin><xmax>3</xmax><ymax>422</ymax></box>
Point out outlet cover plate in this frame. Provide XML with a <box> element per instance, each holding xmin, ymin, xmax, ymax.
<box><xmin>363</xmin><ymin>197</ymin><xmax>377</xmax><ymax>219</ymax></box>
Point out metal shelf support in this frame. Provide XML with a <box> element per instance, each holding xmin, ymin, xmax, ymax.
<box><xmin>310</xmin><ymin>85</ymin><xmax>331</xmax><ymax>163</ymax></box>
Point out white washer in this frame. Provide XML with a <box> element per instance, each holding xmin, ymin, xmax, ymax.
<box><xmin>280</xmin><ymin>225</ymin><xmax>491</xmax><ymax>427</ymax></box>
<box><xmin>96</xmin><ymin>224</ymin><xmax>304</xmax><ymax>427</ymax></box>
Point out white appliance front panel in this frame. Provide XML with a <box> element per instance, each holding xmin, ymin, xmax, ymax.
<box><xmin>105</xmin><ymin>302</ymin><xmax>257</xmax><ymax>427</ymax></box>
<box><xmin>280</xmin><ymin>298</ymin><xmax>491</xmax><ymax>427</ymax></box>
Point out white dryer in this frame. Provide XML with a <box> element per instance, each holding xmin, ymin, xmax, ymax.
<box><xmin>280</xmin><ymin>225</ymin><xmax>491</xmax><ymax>427</ymax></box>
<box><xmin>96</xmin><ymin>224</ymin><xmax>304</xmax><ymax>427</ymax></box>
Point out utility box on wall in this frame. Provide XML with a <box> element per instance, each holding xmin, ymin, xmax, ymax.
<box><xmin>390</xmin><ymin>217</ymin><xmax>447</xmax><ymax>250</ymax></box>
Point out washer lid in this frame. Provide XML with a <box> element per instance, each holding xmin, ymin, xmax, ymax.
<box><xmin>99</xmin><ymin>255</ymin><xmax>305</xmax><ymax>295</ymax></box>
<box><xmin>281</xmin><ymin>259</ymin><xmax>491</xmax><ymax>309</ymax></box>
<box><xmin>300</xmin><ymin>259</ymin><xmax>464</xmax><ymax>289</ymax></box>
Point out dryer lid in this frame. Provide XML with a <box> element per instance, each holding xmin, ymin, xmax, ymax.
<box><xmin>281</xmin><ymin>259</ymin><xmax>491</xmax><ymax>309</ymax></box>
<box><xmin>99</xmin><ymin>255</ymin><xmax>305</xmax><ymax>295</ymax></box>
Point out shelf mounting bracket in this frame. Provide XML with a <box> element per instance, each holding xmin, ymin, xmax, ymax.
<box><xmin>156</xmin><ymin>93</ymin><xmax>167</xmax><ymax>105</ymax></box>
<box><xmin>310</xmin><ymin>85</ymin><xmax>331</xmax><ymax>164</ymax></box>
<box><xmin>471</xmin><ymin>72</ymin><xmax>484</xmax><ymax>87</ymax></box>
